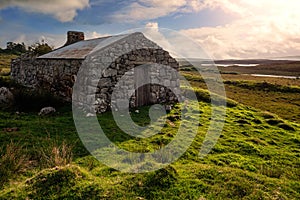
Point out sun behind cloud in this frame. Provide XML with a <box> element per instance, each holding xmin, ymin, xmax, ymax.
<box><xmin>180</xmin><ymin>0</ymin><xmax>300</xmax><ymax>59</ymax></box>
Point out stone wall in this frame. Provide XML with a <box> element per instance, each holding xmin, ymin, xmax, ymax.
<box><xmin>12</xmin><ymin>32</ymin><xmax>180</xmax><ymax>113</ymax></box>
<box><xmin>74</xmin><ymin>33</ymin><xmax>180</xmax><ymax>113</ymax></box>
<box><xmin>77</xmin><ymin>49</ymin><xmax>180</xmax><ymax>113</ymax></box>
<box><xmin>11</xmin><ymin>54</ymin><xmax>82</xmax><ymax>101</ymax></box>
<box><xmin>11</xmin><ymin>53</ymin><xmax>38</xmax><ymax>87</ymax></box>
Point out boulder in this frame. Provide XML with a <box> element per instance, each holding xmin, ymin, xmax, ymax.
<box><xmin>0</xmin><ymin>87</ymin><xmax>14</xmax><ymax>108</ymax></box>
<box><xmin>39</xmin><ymin>107</ymin><xmax>56</xmax><ymax>116</ymax></box>
<box><xmin>86</xmin><ymin>113</ymin><xmax>96</xmax><ymax>117</ymax></box>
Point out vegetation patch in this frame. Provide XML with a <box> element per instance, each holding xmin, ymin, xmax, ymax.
<box><xmin>0</xmin><ymin>58</ymin><xmax>299</xmax><ymax>199</ymax></box>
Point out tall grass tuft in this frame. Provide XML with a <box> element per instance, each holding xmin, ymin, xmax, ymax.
<box><xmin>39</xmin><ymin>140</ymin><xmax>73</xmax><ymax>168</ymax></box>
<box><xmin>0</xmin><ymin>141</ymin><xmax>30</xmax><ymax>188</ymax></box>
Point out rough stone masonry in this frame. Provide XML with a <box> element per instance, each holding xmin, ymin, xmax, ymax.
<box><xmin>11</xmin><ymin>31</ymin><xmax>180</xmax><ymax>113</ymax></box>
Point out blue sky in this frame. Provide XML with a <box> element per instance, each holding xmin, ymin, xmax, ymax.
<box><xmin>0</xmin><ymin>0</ymin><xmax>300</xmax><ymax>59</ymax></box>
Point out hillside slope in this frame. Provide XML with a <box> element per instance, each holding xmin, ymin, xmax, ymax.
<box><xmin>0</xmin><ymin>99</ymin><xmax>299</xmax><ymax>199</ymax></box>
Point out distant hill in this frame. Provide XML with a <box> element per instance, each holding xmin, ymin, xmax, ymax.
<box><xmin>177</xmin><ymin>57</ymin><xmax>300</xmax><ymax>66</ymax></box>
<box><xmin>273</xmin><ymin>56</ymin><xmax>300</xmax><ymax>61</ymax></box>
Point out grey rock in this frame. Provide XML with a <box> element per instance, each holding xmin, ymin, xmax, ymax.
<box><xmin>0</xmin><ymin>87</ymin><xmax>14</xmax><ymax>107</ymax></box>
<box><xmin>39</xmin><ymin>107</ymin><xmax>56</xmax><ymax>116</ymax></box>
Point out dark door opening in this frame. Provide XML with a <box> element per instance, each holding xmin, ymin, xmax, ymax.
<box><xmin>135</xmin><ymin>66</ymin><xmax>151</xmax><ymax>107</ymax></box>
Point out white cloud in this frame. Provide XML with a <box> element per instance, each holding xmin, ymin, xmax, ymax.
<box><xmin>180</xmin><ymin>0</ymin><xmax>300</xmax><ymax>59</ymax></box>
<box><xmin>13</xmin><ymin>34</ymin><xmax>27</xmax><ymax>44</ymax></box>
<box><xmin>111</xmin><ymin>0</ymin><xmax>300</xmax><ymax>58</ymax></box>
<box><xmin>41</xmin><ymin>34</ymin><xmax>66</xmax><ymax>48</ymax></box>
<box><xmin>112</xmin><ymin>0</ymin><xmax>205</xmax><ymax>22</ymax></box>
<box><xmin>141</xmin><ymin>22</ymin><xmax>209</xmax><ymax>59</ymax></box>
<box><xmin>145</xmin><ymin>22</ymin><xmax>159</xmax><ymax>29</ymax></box>
<box><xmin>0</xmin><ymin>0</ymin><xmax>90</xmax><ymax>22</ymax></box>
<box><xmin>85</xmin><ymin>31</ymin><xmax>110</xmax><ymax>39</ymax></box>
<box><xmin>3</xmin><ymin>33</ymin><xmax>66</xmax><ymax>49</ymax></box>
<box><xmin>143</xmin><ymin>22</ymin><xmax>173</xmax><ymax>52</ymax></box>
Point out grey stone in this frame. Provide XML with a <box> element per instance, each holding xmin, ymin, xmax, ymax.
<box><xmin>38</xmin><ymin>107</ymin><xmax>56</xmax><ymax>116</ymax></box>
<box><xmin>0</xmin><ymin>87</ymin><xmax>14</xmax><ymax>107</ymax></box>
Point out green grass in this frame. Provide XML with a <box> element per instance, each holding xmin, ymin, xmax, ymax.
<box><xmin>0</xmin><ymin>98</ymin><xmax>299</xmax><ymax>199</ymax></box>
<box><xmin>0</xmin><ymin>53</ymin><xmax>17</xmax><ymax>76</ymax></box>
<box><xmin>0</xmin><ymin>57</ymin><xmax>299</xmax><ymax>199</ymax></box>
<box><xmin>182</xmin><ymin>71</ymin><xmax>300</xmax><ymax>122</ymax></box>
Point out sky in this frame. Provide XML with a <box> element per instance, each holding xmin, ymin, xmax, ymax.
<box><xmin>0</xmin><ymin>0</ymin><xmax>300</xmax><ymax>59</ymax></box>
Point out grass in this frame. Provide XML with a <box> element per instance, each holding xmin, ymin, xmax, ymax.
<box><xmin>182</xmin><ymin>71</ymin><xmax>300</xmax><ymax>122</ymax></box>
<box><xmin>0</xmin><ymin>53</ymin><xmax>17</xmax><ymax>76</ymax></box>
<box><xmin>218</xmin><ymin>62</ymin><xmax>300</xmax><ymax>76</ymax></box>
<box><xmin>0</xmin><ymin>98</ymin><xmax>299</xmax><ymax>199</ymax></box>
<box><xmin>221</xmin><ymin>74</ymin><xmax>300</xmax><ymax>87</ymax></box>
<box><xmin>0</xmin><ymin>57</ymin><xmax>299</xmax><ymax>199</ymax></box>
<box><xmin>0</xmin><ymin>141</ymin><xmax>30</xmax><ymax>188</ymax></box>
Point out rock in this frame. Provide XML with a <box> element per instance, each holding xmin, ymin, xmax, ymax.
<box><xmin>39</xmin><ymin>107</ymin><xmax>56</xmax><ymax>116</ymax></box>
<box><xmin>86</xmin><ymin>113</ymin><xmax>96</xmax><ymax>117</ymax></box>
<box><xmin>0</xmin><ymin>87</ymin><xmax>14</xmax><ymax>108</ymax></box>
<box><xmin>165</xmin><ymin>104</ymin><xmax>172</xmax><ymax>113</ymax></box>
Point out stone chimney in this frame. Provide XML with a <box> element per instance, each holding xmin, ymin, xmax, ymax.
<box><xmin>64</xmin><ymin>31</ymin><xmax>84</xmax><ymax>46</ymax></box>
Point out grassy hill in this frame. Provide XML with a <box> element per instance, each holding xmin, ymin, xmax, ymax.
<box><xmin>0</xmin><ymin>54</ymin><xmax>299</xmax><ymax>199</ymax></box>
<box><xmin>182</xmin><ymin>71</ymin><xmax>300</xmax><ymax>122</ymax></box>
<box><xmin>0</xmin><ymin>96</ymin><xmax>299</xmax><ymax>199</ymax></box>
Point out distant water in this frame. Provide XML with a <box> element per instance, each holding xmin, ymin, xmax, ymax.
<box><xmin>251</xmin><ymin>74</ymin><xmax>298</xmax><ymax>79</ymax></box>
<box><xmin>216</xmin><ymin>64</ymin><xmax>259</xmax><ymax>67</ymax></box>
<box><xmin>200</xmin><ymin>64</ymin><xmax>259</xmax><ymax>67</ymax></box>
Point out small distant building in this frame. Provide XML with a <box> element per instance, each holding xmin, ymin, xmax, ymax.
<box><xmin>11</xmin><ymin>31</ymin><xmax>180</xmax><ymax>113</ymax></box>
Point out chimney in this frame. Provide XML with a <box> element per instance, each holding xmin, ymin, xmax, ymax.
<box><xmin>64</xmin><ymin>31</ymin><xmax>85</xmax><ymax>46</ymax></box>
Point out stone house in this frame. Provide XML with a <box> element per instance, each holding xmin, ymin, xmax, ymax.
<box><xmin>11</xmin><ymin>31</ymin><xmax>180</xmax><ymax>113</ymax></box>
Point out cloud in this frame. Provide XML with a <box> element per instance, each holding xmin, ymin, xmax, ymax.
<box><xmin>0</xmin><ymin>32</ymin><xmax>66</xmax><ymax>49</ymax></box>
<box><xmin>0</xmin><ymin>0</ymin><xmax>90</xmax><ymax>22</ymax></box>
<box><xmin>111</xmin><ymin>0</ymin><xmax>205</xmax><ymax>22</ymax></box>
<box><xmin>180</xmin><ymin>0</ymin><xmax>300</xmax><ymax>59</ymax></box>
<box><xmin>109</xmin><ymin>0</ymin><xmax>300</xmax><ymax>58</ymax></box>
<box><xmin>141</xmin><ymin>22</ymin><xmax>209</xmax><ymax>59</ymax></box>
<box><xmin>143</xmin><ymin>22</ymin><xmax>173</xmax><ymax>52</ymax></box>
<box><xmin>85</xmin><ymin>31</ymin><xmax>110</xmax><ymax>39</ymax></box>
<box><xmin>145</xmin><ymin>22</ymin><xmax>159</xmax><ymax>29</ymax></box>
